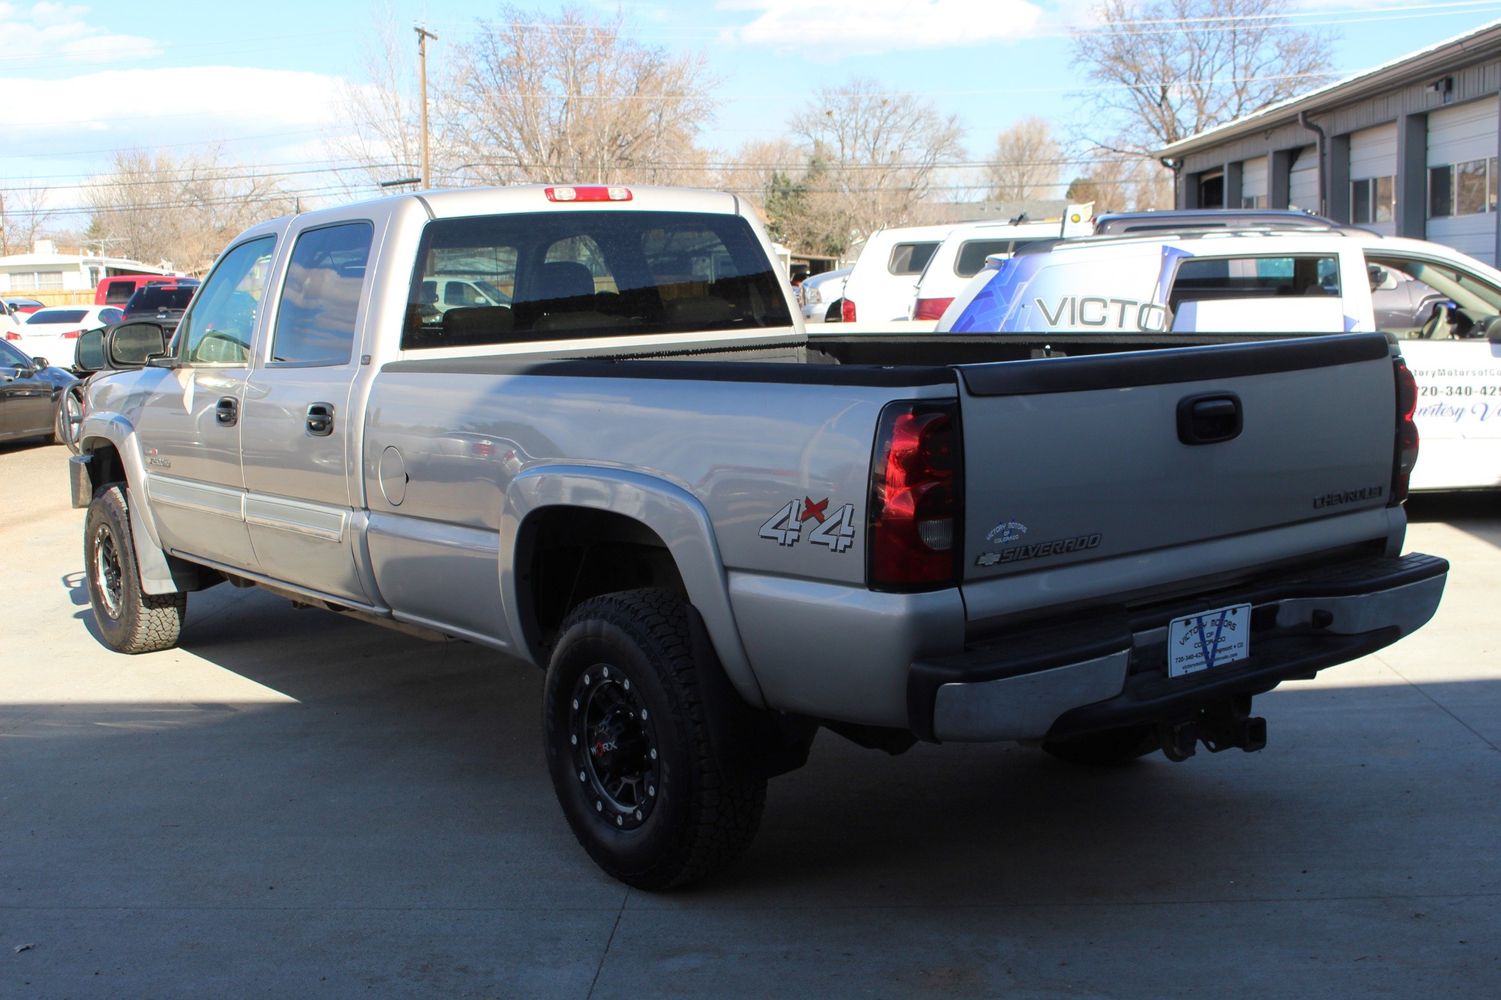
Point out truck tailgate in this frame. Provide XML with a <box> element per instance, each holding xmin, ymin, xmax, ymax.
<box><xmin>956</xmin><ymin>334</ymin><xmax>1398</xmax><ymax>590</ymax></box>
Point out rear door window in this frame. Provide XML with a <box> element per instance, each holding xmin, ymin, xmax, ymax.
<box><xmin>269</xmin><ymin>222</ymin><xmax>373</xmax><ymax>366</ymax></box>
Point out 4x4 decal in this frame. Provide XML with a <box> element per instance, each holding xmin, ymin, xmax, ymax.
<box><xmin>759</xmin><ymin>497</ymin><xmax>857</xmax><ymax>553</ymax></box>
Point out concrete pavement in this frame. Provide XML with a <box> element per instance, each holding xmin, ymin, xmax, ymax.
<box><xmin>2</xmin><ymin>438</ymin><xmax>1497</xmax><ymax>998</ymax></box>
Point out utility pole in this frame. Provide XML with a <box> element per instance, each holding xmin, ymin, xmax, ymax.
<box><xmin>415</xmin><ymin>26</ymin><xmax>438</xmax><ymax>189</ymax></box>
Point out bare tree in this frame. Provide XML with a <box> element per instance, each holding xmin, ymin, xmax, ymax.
<box><xmin>789</xmin><ymin>79</ymin><xmax>964</xmax><ymax>248</ymax></box>
<box><xmin>442</xmin><ymin>6</ymin><xmax>715</xmax><ymax>186</ymax></box>
<box><xmin>1073</xmin><ymin>0</ymin><xmax>1334</xmax><ymax>154</ymax></box>
<box><xmin>986</xmin><ymin>118</ymin><xmax>1062</xmax><ymax>202</ymax></box>
<box><xmin>332</xmin><ymin>7</ymin><xmax>427</xmax><ymax>191</ymax></box>
<box><xmin>1066</xmin><ymin>153</ymin><xmax>1176</xmax><ymax>212</ymax></box>
<box><xmin>86</xmin><ymin>149</ymin><xmax>296</xmax><ymax>273</ymax></box>
<box><xmin>0</xmin><ymin>183</ymin><xmax>56</xmax><ymax>256</ymax></box>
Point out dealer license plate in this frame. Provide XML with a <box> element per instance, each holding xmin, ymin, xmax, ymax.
<box><xmin>1167</xmin><ymin>604</ymin><xmax>1252</xmax><ymax>678</ymax></box>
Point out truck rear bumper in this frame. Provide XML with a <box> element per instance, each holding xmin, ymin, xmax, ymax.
<box><xmin>910</xmin><ymin>552</ymin><xmax>1448</xmax><ymax>743</ymax></box>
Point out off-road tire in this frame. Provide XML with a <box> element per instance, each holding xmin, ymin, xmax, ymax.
<box><xmin>543</xmin><ymin>588</ymin><xmax>766</xmax><ymax>890</ymax></box>
<box><xmin>84</xmin><ymin>483</ymin><xmax>185</xmax><ymax>653</ymax></box>
<box><xmin>1042</xmin><ymin>724</ymin><xmax>1160</xmax><ymax>766</ymax></box>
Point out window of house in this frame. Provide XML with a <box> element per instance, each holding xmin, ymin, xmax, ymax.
<box><xmin>1429</xmin><ymin>158</ymin><xmax>1500</xmax><ymax>218</ymax></box>
<box><xmin>1352</xmin><ymin>176</ymin><xmax>1395</xmax><ymax>224</ymax></box>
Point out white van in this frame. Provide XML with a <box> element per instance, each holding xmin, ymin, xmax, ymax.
<box><xmin>936</xmin><ymin>228</ymin><xmax>1501</xmax><ymax>491</ymax></box>
<box><xmin>909</xmin><ymin>219</ymin><xmax>1064</xmax><ymax>321</ymax></box>
<box><xmin>837</xmin><ymin>223</ymin><xmax>954</xmax><ymax>325</ymax></box>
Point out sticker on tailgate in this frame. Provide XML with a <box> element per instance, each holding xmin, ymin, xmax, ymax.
<box><xmin>1168</xmin><ymin>604</ymin><xmax>1251</xmax><ymax>678</ymax></box>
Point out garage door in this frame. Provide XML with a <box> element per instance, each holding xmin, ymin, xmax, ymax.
<box><xmin>1349</xmin><ymin>123</ymin><xmax>1398</xmax><ymax>235</ymax></box>
<box><xmin>1241</xmin><ymin>156</ymin><xmax>1268</xmax><ymax>208</ymax></box>
<box><xmin>1289</xmin><ymin>146</ymin><xmax>1318</xmax><ymax>212</ymax></box>
<box><xmin>1427</xmin><ymin>96</ymin><xmax>1498</xmax><ymax>264</ymax></box>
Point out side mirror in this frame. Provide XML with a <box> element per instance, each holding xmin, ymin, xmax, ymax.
<box><xmin>74</xmin><ymin>327</ymin><xmax>108</xmax><ymax>373</ymax></box>
<box><xmin>107</xmin><ymin>322</ymin><xmax>169</xmax><ymax>368</ymax></box>
<box><xmin>30</xmin><ymin>356</ymin><xmax>50</xmax><ymax>370</ymax></box>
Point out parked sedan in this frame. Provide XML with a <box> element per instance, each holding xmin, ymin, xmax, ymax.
<box><xmin>4</xmin><ymin>296</ymin><xmax>46</xmax><ymax>315</ymax></box>
<box><xmin>6</xmin><ymin>305</ymin><xmax>123</xmax><ymax>368</ymax></box>
<box><xmin>0</xmin><ymin>338</ymin><xmax>76</xmax><ymax>445</ymax></box>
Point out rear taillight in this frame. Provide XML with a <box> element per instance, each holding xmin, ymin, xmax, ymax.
<box><xmin>1391</xmin><ymin>358</ymin><xmax>1420</xmax><ymax>505</ymax></box>
<box><xmin>841</xmin><ymin>299</ymin><xmax>857</xmax><ymax>323</ymax></box>
<box><xmin>868</xmin><ymin>401</ymin><xmax>962</xmax><ymax>590</ymax></box>
<box><xmin>912</xmin><ymin>297</ymin><xmax>953</xmax><ymax>321</ymax></box>
<box><xmin>3</xmin><ymin>332</ymin><xmax>18</xmax><ymax>341</ymax></box>
<box><xmin>62</xmin><ymin>329</ymin><xmax>82</xmax><ymax>340</ymax></box>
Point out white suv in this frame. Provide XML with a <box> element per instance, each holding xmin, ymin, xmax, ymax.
<box><xmin>837</xmin><ymin>223</ymin><xmax>954</xmax><ymax>325</ymax></box>
<box><xmin>936</xmin><ymin>227</ymin><xmax>1501</xmax><ymax>492</ymax></box>
<box><xmin>909</xmin><ymin>219</ymin><xmax>1063</xmax><ymax>321</ymax></box>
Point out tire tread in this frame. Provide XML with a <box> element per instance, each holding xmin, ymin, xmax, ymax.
<box><xmin>550</xmin><ymin>588</ymin><xmax>765</xmax><ymax>889</ymax></box>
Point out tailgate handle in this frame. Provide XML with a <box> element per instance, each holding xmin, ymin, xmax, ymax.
<box><xmin>1177</xmin><ymin>393</ymin><xmax>1242</xmax><ymax>445</ymax></box>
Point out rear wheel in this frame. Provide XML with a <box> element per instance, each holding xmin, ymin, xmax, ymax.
<box><xmin>542</xmin><ymin>588</ymin><xmax>766</xmax><ymax>889</ymax></box>
<box><xmin>1042</xmin><ymin>724</ymin><xmax>1159</xmax><ymax>766</ymax></box>
<box><xmin>84</xmin><ymin>484</ymin><xmax>186</xmax><ymax>653</ymax></box>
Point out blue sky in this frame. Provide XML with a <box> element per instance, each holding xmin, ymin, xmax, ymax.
<box><xmin>4</xmin><ymin>0</ymin><xmax>1501</xmax><ymax>222</ymax></box>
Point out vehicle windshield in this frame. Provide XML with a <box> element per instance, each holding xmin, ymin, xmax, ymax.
<box><xmin>126</xmin><ymin>287</ymin><xmax>196</xmax><ymax>311</ymax></box>
<box><xmin>29</xmin><ymin>309</ymin><xmax>88</xmax><ymax>324</ymax></box>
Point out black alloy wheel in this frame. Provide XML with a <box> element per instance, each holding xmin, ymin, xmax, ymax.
<box><xmin>569</xmin><ymin>661</ymin><xmax>661</xmax><ymax>831</ymax></box>
<box><xmin>542</xmin><ymin>588</ymin><xmax>766</xmax><ymax>890</ymax></box>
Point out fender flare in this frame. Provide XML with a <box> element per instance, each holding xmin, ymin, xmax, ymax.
<box><xmin>502</xmin><ymin>464</ymin><xmax>766</xmax><ymax>708</ymax></box>
<box><xmin>78</xmin><ymin>412</ymin><xmax>180</xmax><ymax>596</ymax></box>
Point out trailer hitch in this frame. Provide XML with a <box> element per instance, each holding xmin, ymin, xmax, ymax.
<box><xmin>1157</xmin><ymin>696</ymin><xmax>1267</xmax><ymax>762</ymax></box>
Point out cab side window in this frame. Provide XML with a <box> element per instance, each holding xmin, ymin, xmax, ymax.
<box><xmin>1169</xmin><ymin>255</ymin><xmax>1339</xmax><ymax>310</ymax></box>
<box><xmin>889</xmin><ymin>242</ymin><xmax>938</xmax><ymax>276</ymax></box>
<box><xmin>270</xmin><ymin>223</ymin><xmax>373</xmax><ymax>366</ymax></box>
<box><xmin>178</xmin><ymin>237</ymin><xmax>276</xmax><ymax>365</ymax></box>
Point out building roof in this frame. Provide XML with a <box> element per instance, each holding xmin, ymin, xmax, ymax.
<box><xmin>1158</xmin><ymin>17</ymin><xmax>1501</xmax><ymax>158</ymax></box>
<box><xmin>0</xmin><ymin>249</ymin><xmax>173</xmax><ymax>274</ymax></box>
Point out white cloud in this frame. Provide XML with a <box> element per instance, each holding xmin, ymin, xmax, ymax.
<box><xmin>3</xmin><ymin>66</ymin><xmax>348</xmax><ymax>134</ymax></box>
<box><xmin>1</xmin><ymin>0</ymin><xmax>163</xmax><ymax>65</ymax></box>
<box><xmin>724</xmin><ymin>0</ymin><xmax>1046</xmax><ymax>56</ymax></box>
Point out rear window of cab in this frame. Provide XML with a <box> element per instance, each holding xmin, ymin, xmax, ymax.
<box><xmin>402</xmin><ymin>210</ymin><xmax>791</xmax><ymax>349</ymax></box>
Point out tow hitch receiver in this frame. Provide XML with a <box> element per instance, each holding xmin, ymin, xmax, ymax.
<box><xmin>1158</xmin><ymin>696</ymin><xmax>1267</xmax><ymax>762</ymax></box>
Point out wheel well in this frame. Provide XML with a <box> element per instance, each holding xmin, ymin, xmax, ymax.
<box><xmin>518</xmin><ymin>507</ymin><xmax>686</xmax><ymax>656</ymax></box>
<box><xmin>84</xmin><ymin>441</ymin><xmax>125</xmax><ymax>492</ymax></box>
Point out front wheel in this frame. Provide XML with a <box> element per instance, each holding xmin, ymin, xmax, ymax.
<box><xmin>542</xmin><ymin>589</ymin><xmax>766</xmax><ymax>889</ymax></box>
<box><xmin>84</xmin><ymin>484</ymin><xmax>186</xmax><ymax>653</ymax></box>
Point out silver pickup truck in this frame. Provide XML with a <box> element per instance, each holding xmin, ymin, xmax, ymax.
<box><xmin>68</xmin><ymin>185</ymin><xmax>1447</xmax><ymax>889</ymax></box>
